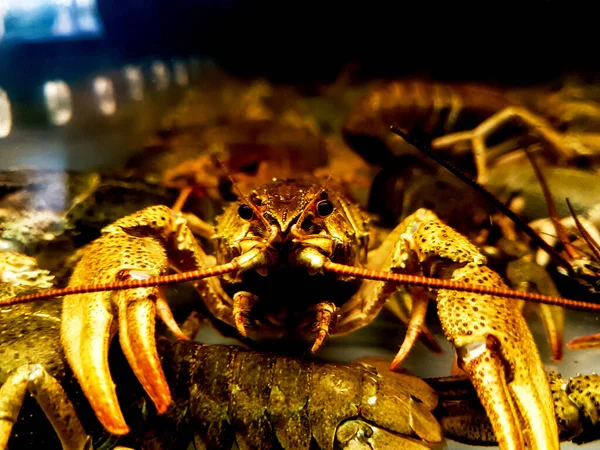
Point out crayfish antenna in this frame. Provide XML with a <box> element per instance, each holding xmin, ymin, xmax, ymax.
<box><xmin>322</xmin><ymin>261</ymin><xmax>600</xmax><ymax>312</ymax></box>
<box><xmin>565</xmin><ymin>199</ymin><xmax>600</xmax><ymax>262</ymax></box>
<box><xmin>524</xmin><ymin>147</ymin><xmax>581</xmax><ymax>262</ymax></box>
<box><xmin>0</xmin><ymin>262</ymin><xmax>240</xmax><ymax>306</ymax></box>
<box><xmin>562</xmin><ymin>200</ymin><xmax>600</xmax><ymax>348</ymax></box>
<box><xmin>527</xmin><ymin>143</ymin><xmax>600</xmax><ymax>291</ymax></box>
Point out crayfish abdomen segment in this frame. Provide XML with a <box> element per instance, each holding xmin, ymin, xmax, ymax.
<box><xmin>175</xmin><ymin>341</ymin><xmax>441</xmax><ymax>450</ymax></box>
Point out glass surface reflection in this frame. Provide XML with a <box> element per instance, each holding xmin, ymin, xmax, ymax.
<box><xmin>151</xmin><ymin>60</ymin><xmax>169</xmax><ymax>92</ymax></box>
<box><xmin>0</xmin><ymin>88</ymin><xmax>12</xmax><ymax>138</ymax></box>
<box><xmin>173</xmin><ymin>60</ymin><xmax>189</xmax><ymax>87</ymax></box>
<box><xmin>92</xmin><ymin>75</ymin><xmax>116</xmax><ymax>116</ymax></box>
<box><xmin>123</xmin><ymin>65</ymin><xmax>144</xmax><ymax>102</ymax></box>
<box><xmin>43</xmin><ymin>79</ymin><xmax>71</xmax><ymax>125</ymax></box>
<box><xmin>1</xmin><ymin>0</ymin><xmax>103</xmax><ymax>43</ymax></box>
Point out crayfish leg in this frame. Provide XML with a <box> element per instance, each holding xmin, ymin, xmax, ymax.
<box><xmin>384</xmin><ymin>291</ymin><xmax>442</xmax><ymax>355</ymax></box>
<box><xmin>390</xmin><ymin>286</ymin><xmax>433</xmax><ymax>369</ymax></box>
<box><xmin>432</xmin><ymin>106</ymin><xmax>573</xmax><ymax>185</ymax></box>
<box><xmin>505</xmin><ymin>258</ymin><xmax>565</xmax><ymax>362</ymax></box>
<box><xmin>0</xmin><ymin>364</ymin><xmax>91</xmax><ymax>450</ymax></box>
<box><xmin>567</xmin><ymin>332</ymin><xmax>600</xmax><ymax>349</ymax></box>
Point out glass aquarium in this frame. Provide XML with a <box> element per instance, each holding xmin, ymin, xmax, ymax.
<box><xmin>0</xmin><ymin>3</ymin><xmax>598</xmax><ymax>450</ymax></box>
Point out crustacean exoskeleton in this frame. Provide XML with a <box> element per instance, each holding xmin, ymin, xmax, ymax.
<box><xmin>340</xmin><ymin>78</ymin><xmax>600</xmax><ymax>369</ymax></box>
<box><xmin>4</xmin><ymin>259</ymin><xmax>600</xmax><ymax>449</ymax></box>
<box><xmin>6</xmin><ymin>176</ymin><xmax>600</xmax><ymax>450</ymax></box>
<box><xmin>0</xmin><ymin>252</ymin><xmax>95</xmax><ymax>450</ymax></box>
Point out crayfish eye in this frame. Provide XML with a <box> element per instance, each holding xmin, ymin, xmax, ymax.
<box><xmin>316</xmin><ymin>199</ymin><xmax>334</xmax><ymax>217</ymax></box>
<box><xmin>238</xmin><ymin>204</ymin><xmax>254</xmax><ymax>220</ymax></box>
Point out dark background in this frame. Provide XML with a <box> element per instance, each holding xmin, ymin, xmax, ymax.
<box><xmin>1</xmin><ymin>1</ymin><xmax>598</xmax><ymax>87</ymax></box>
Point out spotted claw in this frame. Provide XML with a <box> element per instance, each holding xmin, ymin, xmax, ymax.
<box><xmin>437</xmin><ymin>263</ymin><xmax>559</xmax><ymax>450</ymax></box>
<box><xmin>61</xmin><ymin>206</ymin><xmax>205</xmax><ymax>434</ymax></box>
<box><xmin>399</xmin><ymin>210</ymin><xmax>559</xmax><ymax>450</ymax></box>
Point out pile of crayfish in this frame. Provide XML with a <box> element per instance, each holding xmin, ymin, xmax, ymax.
<box><xmin>1</xmin><ymin>68</ymin><xmax>599</xmax><ymax>450</ymax></box>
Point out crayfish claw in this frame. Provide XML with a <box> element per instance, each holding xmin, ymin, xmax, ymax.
<box><xmin>61</xmin><ymin>290</ymin><xmax>129</xmax><ymax>434</ymax></box>
<box><xmin>457</xmin><ymin>336</ymin><xmax>524</xmax><ymax>450</ymax></box>
<box><xmin>438</xmin><ymin>264</ymin><xmax>559</xmax><ymax>450</ymax></box>
<box><xmin>60</xmin><ymin>206</ymin><xmax>201</xmax><ymax>435</ymax></box>
<box><xmin>116</xmin><ymin>287</ymin><xmax>171</xmax><ymax>415</ymax></box>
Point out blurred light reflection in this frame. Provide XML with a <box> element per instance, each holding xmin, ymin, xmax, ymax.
<box><xmin>0</xmin><ymin>89</ymin><xmax>12</xmax><ymax>138</ymax></box>
<box><xmin>43</xmin><ymin>80</ymin><xmax>72</xmax><ymax>125</ymax></box>
<box><xmin>1</xmin><ymin>0</ymin><xmax>103</xmax><ymax>43</ymax></box>
<box><xmin>92</xmin><ymin>76</ymin><xmax>116</xmax><ymax>116</ymax></box>
<box><xmin>123</xmin><ymin>65</ymin><xmax>144</xmax><ymax>101</ymax></box>
<box><xmin>173</xmin><ymin>60</ymin><xmax>189</xmax><ymax>87</ymax></box>
<box><xmin>151</xmin><ymin>61</ymin><xmax>169</xmax><ymax>91</ymax></box>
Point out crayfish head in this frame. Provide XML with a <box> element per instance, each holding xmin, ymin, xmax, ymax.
<box><xmin>212</xmin><ymin>179</ymin><xmax>369</xmax><ymax>346</ymax></box>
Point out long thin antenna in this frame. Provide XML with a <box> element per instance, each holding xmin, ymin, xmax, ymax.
<box><xmin>323</xmin><ymin>261</ymin><xmax>599</xmax><ymax>312</ymax></box>
<box><xmin>390</xmin><ymin>126</ymin><xmax>575</xmax><ymax>276</ymax></box>
<box><xmin>0</xmin><ymin>262</ymin><xmax>239</xmax><ymax>306</ymax></box>
<box><xmin>566</xmin><ymin>199</ymin><xmax>600</xmax><ymax>262</ymax></box>
<box><xmin>524</xmin><ymin>147</ymin><xmax>579</xmax><ymax>260</ymax></box>
<box><xmin>5</xmin><ymin>259</ymin><xmax>598</xmax><ymax>313</ymax></box>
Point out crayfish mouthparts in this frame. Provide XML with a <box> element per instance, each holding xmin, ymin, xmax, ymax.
<box><xmin>292</xmin><ymin>246</ymin><xmax>328</xmax><ymax>275</ymax></box>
